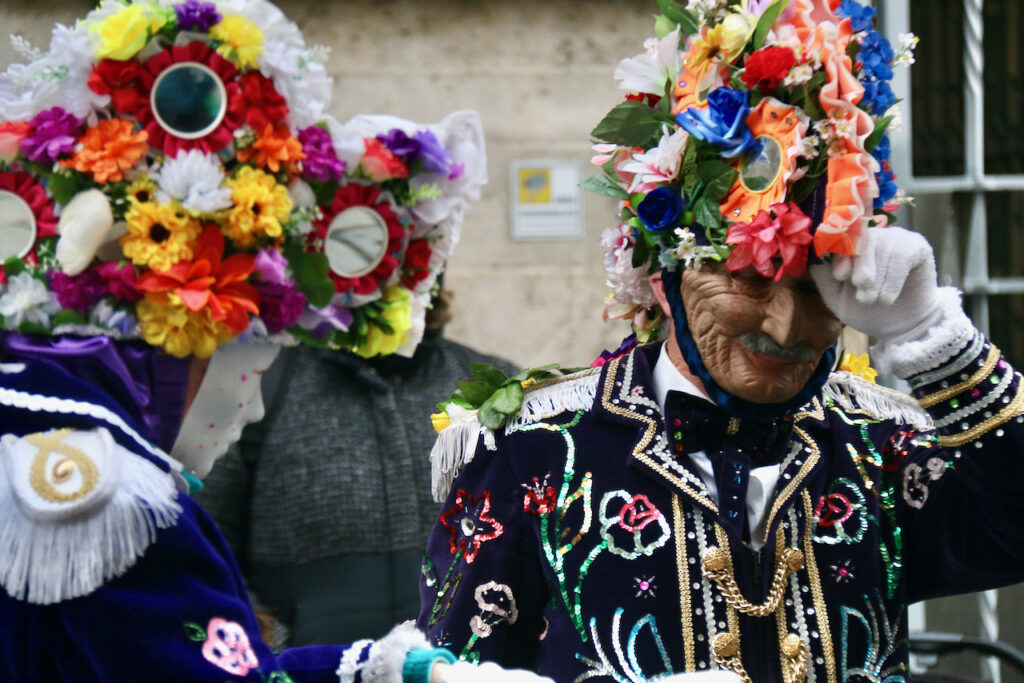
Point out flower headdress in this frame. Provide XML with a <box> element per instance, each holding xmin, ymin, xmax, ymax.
<box><xmin>587</xmin><ymin>0</ymin><xmax>916</xmax><ymax>340</ymax></box>
<box><xmin>0</xmin><ymin>0</ymin><xmax>485</xmax><ymax>359</ymax></box>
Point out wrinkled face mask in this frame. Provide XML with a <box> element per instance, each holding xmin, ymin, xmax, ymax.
<box><xmin>679</xmin><ymin>264</ymin><xmax>842</xmax><ymax>404</ymax></box>
<box><xmin>171</xmin><ymin>343</ymin><xmax>281</xmax><ymax>478</ymax></box>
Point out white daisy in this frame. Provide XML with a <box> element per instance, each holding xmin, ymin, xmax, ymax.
<box><xmin>154</xmin><ymin>150</ymin><xmax>233</xmax><ymax>214</ymax></box>
<box><xmin>0</xmin><ymin>272</ymin><xmax>60</xmax><ymax>329</ymax></box>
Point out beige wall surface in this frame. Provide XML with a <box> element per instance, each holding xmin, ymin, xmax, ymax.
<box><xmin>0</xmin><ymin>0</ymin><xmax>654</xmax><ymax>370</ymax></box>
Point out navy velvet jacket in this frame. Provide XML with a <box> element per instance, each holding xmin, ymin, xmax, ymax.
<box><xmin>0</xmin><ymin>358</ymin><xmax>349</xmax><ymax>681</ymax></box>
<box><xmin>418</xmin><ymin>334</ymin><xmax>1024</xmax><ymax>683</ymax></box>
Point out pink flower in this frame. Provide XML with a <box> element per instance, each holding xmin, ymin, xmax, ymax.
<box><xmin>0</xmin><ymin>121</ymin><xmax>31</xmax><ymax>162</ymax></box>
<box><xmin>201</xmin><ymin>617</ymin><xmax>259</xmax><ymax>676</ymax></box>
<box><xmin>95</xmin><ymin>261</ymin><xmax>141</xmax><ymax>302</ymax></box>
<box><xmin>725</xmin><ymin>201</ymin><xmax>813</xmax><ymax>281</ymax></box>
<box><xmin>359</xmin><ymin>138</ymin><xmax>409</xmax><ymax>182</ymax></box>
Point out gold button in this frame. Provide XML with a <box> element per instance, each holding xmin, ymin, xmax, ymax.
<box><xmin>702</xmin><ymin>547</ymin><xmax>728</xmax><ymax>573</ymax></box>
<box><xmin>52</xmin><ymin>458</ymin><xmax>77</xmax><ymax>483</ymax></box>
<box><xmin>713</xmin><ymin>632</ymin><xmax>739</xmax><ymax>658</ymax></box>
<box><xmin>785</xmin><ymin>548</ymin><xmax>805</xmax><ymax>572</ymax></box>
<box><xmin>782</xmin><ymin>633</ymin><xmax>803</xmax><ymax>658</ymax></box>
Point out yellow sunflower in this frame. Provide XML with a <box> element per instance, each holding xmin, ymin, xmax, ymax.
<box><xmin>121</xmin><ymin>201</ymin><xmax>202</xmax><ymax>272</ymax></box>
<box><xmin>126</xmin><ymin>177</ymin><xmax>158</xmax><ymax>206</ymax></box>
<box><xmin>225</xmin><ymin>167</ymin><xmax>292</xmax><ymax>248</ymax></box>
<box><xmin>136</xmin><ymin>292</ymin><xmax>235</xmax><ymax>359</ymax></box>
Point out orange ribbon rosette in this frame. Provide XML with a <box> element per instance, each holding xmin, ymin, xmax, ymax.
<box><xmin>719</xmin><ymin>98</ymin><xmax>809</xmax><ymax>224</ymax></box>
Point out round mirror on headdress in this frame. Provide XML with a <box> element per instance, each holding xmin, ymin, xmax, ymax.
<box><xmin>150</xmin><ymin>62</ymin><xmax>228</xmax><ymax>140</ymax></box>
<box><xmin>324</xmin><ymin>206</ymin><xmax>391</xmax><ymax>278</ymax></box>
<box><xmin>739</xmin><ymin>136</ymin><xmax>783</xmax><ymax>193</ymax></box>
<box><xmin>0</xmin><ymin>190</ymin><xmax>38</xmax><ymax>260</ymax></box>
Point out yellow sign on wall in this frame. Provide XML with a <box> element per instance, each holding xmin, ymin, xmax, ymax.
<box><xmin>517</xmin><ymin>168</ymin><xmax>552</xmax><ymax>204</ymax></box>
<box><xmin>510</xmin><ymin>160</ymin><xmax>582</xmax><ymax>240</ymax></box>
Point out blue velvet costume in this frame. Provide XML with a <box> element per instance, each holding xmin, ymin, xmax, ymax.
<box><xmin>0</xmin><ymin>353</ymin><xmax>357</xmax><ymax>682</ymax></box>
<box><xmin>418</xmin><ymin>333</ymin><xmax>1024</xmax><ymax>682</ymax></box>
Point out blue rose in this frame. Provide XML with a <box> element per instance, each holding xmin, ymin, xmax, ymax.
<box><xmin>676</xmin><ymin>87</ymin><xmax>755</xmax><ymax>158</ymax></box>
<box><xmin>637</xmin><ymin>186</ymin><xmax>684</xmax><ymax>232</ymax></box>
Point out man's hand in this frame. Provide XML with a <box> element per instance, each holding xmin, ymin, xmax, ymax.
<box><xmin>810</xmin><ymin>227</ymin><xmax>944</xmax><ymax>344</ymax></box>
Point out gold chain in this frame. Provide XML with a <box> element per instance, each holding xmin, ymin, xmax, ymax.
<box><xmin>701</xmin><ymin>545</ymin><xmax>805</xmax><ymax>618</ymax></box>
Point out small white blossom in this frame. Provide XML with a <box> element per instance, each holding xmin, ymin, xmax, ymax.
<box><xmin>153</xmin><ymin>150</ymin><xmax>233</xmax><ymax>214</ymax></box>
<box><xmin>892</xmin><ymin>189</ymin><xmax>915</xmax><ymax>207</ymax></box>
<box><xmin>894</xmin><ymin>32</ymin><xmax>919</xmax><ymax>67</ymax></box>
<box><xmin>884</xmin><ymin>105</ymin><xmax>904</xmax><ymax>133</ymax></box>
<box><xmin>783</xmin><ymin>63</ymin><xmax>815</xmax><ymax>87</ymax></box>
<box><xmin>799</xmin><ymin>135</ymin><xmax>821</xmax><ymax>159</ymax></box>
<box><xmin>669</xmin><ymin>228</ymin><xmax>700</xmax><ymax>268</ymax></box>
<box><xmin>0</xmin><ymin>272</ymin><xmax>60</xmax><ymax>329</ymax></box>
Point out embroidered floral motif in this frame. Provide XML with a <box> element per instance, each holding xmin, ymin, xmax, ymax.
<box><xmin>633</xmin><ymin>574</ymin><xmax>658</xmax><ymax>598</ymax></box>
<box><xmin>440</xmin><ymin>488</ymin><xmax>504</xmax><ymax>563</ymax></box>
<box><xmin>831</xmin><ymin>559</ymin><xmax>856</xmax><ymax>584</ymax></box>
<box><xmin>469</xmin><ymin>581</ymin><xmax>518</xmax><ymax>638</ymax></box>
<box><xmin>840</xmin><ymin>594</ymin><xmax>908</xmax><ymax>683</ymax></box>
<box><xmin>599</xmin><ymin>491</ymin><xmax>670</xmax><ymax>559</ymax></box>
<box><xmin>576</xmin><ymin>609</ymin><xmax>676</xmax><ymax>682</ymax></box>
<box><xmin>902</xmin><ymin>457</ymin><xmax>950</xmax><ymax>509</ymax></box>
<box><xmin>200</xmin><ymin>617</ymin><xmax>260</xmax><ymax>676</ymax></box>
<box><xmin>813</xmin><ymin>477</ymin><xmax>871</xmax><ymax>545</ymax></box>
<box><xmin>522</xmin><ymin>473</ymin><xmax>557</xmax><ymax>515</ymax></box>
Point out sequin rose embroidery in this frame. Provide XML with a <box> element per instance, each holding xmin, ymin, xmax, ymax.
<box><xmin>200</xmin><ymin>617</ymin><xmax>259</xmax><ymax>676</ymax></box>
<box><xmin>813</xmin><ymin>477</ymin><xmax>870</xmax><ymax>545</ymax></box>
<box><xmin>599</xmin><ymin>490</ymin><xmax>670</xmax><ymax>559</ymax></box>
<box><xmin>440</xmin><ymin>488</ymin><xmax>504</xmax><ymax>564</ymax></box>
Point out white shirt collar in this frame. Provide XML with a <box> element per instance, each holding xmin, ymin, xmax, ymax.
<box><xmin>651</xmin><ymin>343</ymin><xmax>713</xmax><ymax>414</ymax></box>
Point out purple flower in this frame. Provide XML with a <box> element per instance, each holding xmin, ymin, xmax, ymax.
<box><xmin>255</xmin><ymin>282</ymin><xmax>307</xmax><ymax>333</ymax></box>
<box><xmin>299</xmin><ymin>300</ymin><xmax>353</xmax><ymax>338</ymax></box>
<box><xmin>298</xmin><ymin>126</ymin><xmax>346</xmax><ymax>183</ymax></box>
<box><xmin>253</xmin><ymin>247</ymin><xmax>291</xmax><ymax>285</ymax></box>
<box><xmin>376</xmin><ymin>129</ymin><xmax>421</xmax><ymax>159</ymax></box>
<box><xmin>174</xmin><ymin>0</ymin><xmax>222</xmax><ymax>32</ymax></box>
<box><xmin>414</xmin><ymin>129</ymin><xmax>454</xmax><ymax>176</ymax></box>
<box><xmin>49</xmin><ymin>269</ymin><xmax>108</xmax><ymax>315</ymax></box>
<box><xmin>21</xmin><ymin>107</ymin><xmax>83</xmax><ymax>164</ymax></box>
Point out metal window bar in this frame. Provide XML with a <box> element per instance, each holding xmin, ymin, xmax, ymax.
<box><xmin>883</xmin><ymin>0</ymin><xmax>1024</xmax><ymax>681</ymax></box>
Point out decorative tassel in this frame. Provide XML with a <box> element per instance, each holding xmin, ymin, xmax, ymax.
<box><xmin>430</xmin><ymin>418</ymin><xmax>491</xmax><ymax>503</ymax></box>
<box><xmin>823</xmin><ymin>372</ymin><xmax>933</xmax><ymax>431</ymax></box>
<box><xmin>0</xmin><ymin>438</ymin><xmax>181</xmax><ymax>605</ymax></box>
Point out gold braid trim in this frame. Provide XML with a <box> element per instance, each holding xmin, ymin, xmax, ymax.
<box><xmin>918</xmin><ymin>345</ymin><xmax>999</xmax><ymax>408</ymax></box>
<box><xmin>672</xmin><ymin>495</ymin><xmax>696</xmax><ymax>670</ymax></box>
<box><xmin>802</xmin><ymin>491</ymin><xmax>837</xmax><ymax>683</ymax></box>
<box><xmin>938</xmin><ymin>380</ymin><xmax>1024</xmax><ymax>447</ymax></box>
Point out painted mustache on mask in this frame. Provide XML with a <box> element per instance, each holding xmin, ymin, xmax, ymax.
<box><xmin>741</xmin><ymin>333</ymin><xmax>817</xmax><ymax>363</ymax></box>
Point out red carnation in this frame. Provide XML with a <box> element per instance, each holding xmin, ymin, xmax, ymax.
<box><xmin>401</xmin><ymin>239</ymin><xmax>432</xmax><ymax>289</ymax></box>
<box><xmin>88</xmin><ymin>60</ymin><xmax>146</xmax><ymax>115</ymax></box>
<box><xmin>741</xmin><ymin>47</ymin><xmax>797</xmax><ymax>93</ymax></box>
<box><xmin>227</xmin><ymin>72</ymin><xmax>290</xmax><ymax>133</ymax></box>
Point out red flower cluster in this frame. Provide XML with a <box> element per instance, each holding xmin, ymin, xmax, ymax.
<box><xmin>228</xmin><ymin>72</ymin><xmax>289</xmax><ymax>132</ymax></box>
<box><xmin>741</xmin><ymin>46</ymin><xmax>796</xmax><ymax>93</ymax></box>
<box><xmin>724</xmin><ymin>201</ymin><xmax>813</xmax><ymax>281</ymax></box>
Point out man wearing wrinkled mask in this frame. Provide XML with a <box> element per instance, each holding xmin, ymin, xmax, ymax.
<box><xmin>421</xmin><ymin>2</ymin><xmax>1024</xmax><ymax>681</ymax></box>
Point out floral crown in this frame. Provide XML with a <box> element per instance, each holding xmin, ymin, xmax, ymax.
<box><xmin>587</xmin><ymin>0</ymin><xmax>915</xmax><ymax>339</ymax></box>
<box><xmin>0</xmin><ymin>0</ymin><xmax>484</xmax><ymax>359</ymax></box>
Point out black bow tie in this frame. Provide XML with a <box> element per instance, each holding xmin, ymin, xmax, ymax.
<box><xmin>664</xmin><ymin>390</ymin><xmax>793</xmax><ymax>540</ymax></box>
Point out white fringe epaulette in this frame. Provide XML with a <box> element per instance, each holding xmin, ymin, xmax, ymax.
<box><xmin>822</xmin><ymin>371</ymin><xmax>933</xmax><ymax>431</ymax></box>
<box><xmin>430</xmin><ymin>368</ymin><xmax>601</xmax><ymax>502</ymax></box>
<box><xmin>0</xmin><ymin>427</ymin><xmax>182</xmax><ymax>605</ymax></box>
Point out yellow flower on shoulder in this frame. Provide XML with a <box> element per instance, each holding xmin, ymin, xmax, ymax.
<box><xmin>93</xmin><ymin>5</ymin><xmax>156</xmax><ymax>61</ymax></box>
<box><xmin>431</xmin><ymin>411</ymin><xmax>452</xmax><ymax>434</ymax></box>
<box><xmin>353</xmin><ymin>286</ymin><xmax>413</xmax><ymax>358</ymax></box>
<box><xmin>209</xmin><ymin>15</ymin><xmax>264</xmax><ymax>70</ymax></box>
<box><xmin>137</xmin><ymin>292</ymin><xmax>235</xmax><ymax>359</ymax></box>
<box><xmin>121</xmin><ymin>201</ymin><xmax>202</xmax><ymax>272</ymax></box>
<box><xmin>225</xmin><ymin>167</ymin><xmax>292</xmax><ymax>248</ymax></box>
<box><xmin>839</xmin><ymin>352</ymin><xmax>878</xmax><ymax>383</ymax></box>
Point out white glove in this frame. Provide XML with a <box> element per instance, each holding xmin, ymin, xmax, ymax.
<box><xmin>810</xmin><ymin>226</ymin><xmax>944</xmax><ymax>343</ymax></box>
<box><xmin>439</xmin><ymin>661</ymin><xmax>555</xmax><ymax>683</ymax></box>
<box><xmin>659</xmin><ymin>671</ymin><xmax>744</xmax><ymax>683</ymax></box>
<box><xmin>810</xmin><ymin>226</ymin><xmax>974</xmax><ymax>377</ymax></box>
